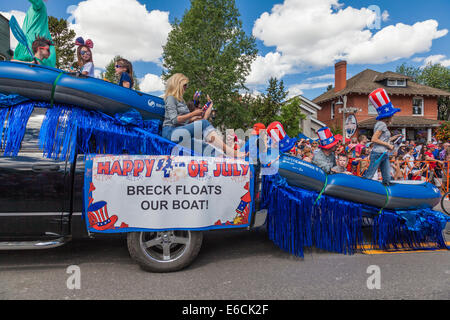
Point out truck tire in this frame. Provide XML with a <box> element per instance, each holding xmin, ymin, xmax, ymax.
<box><xmin>127</xmin><ymin>230</ymin><xmax>203</xmax><ymax>273</ymax></box>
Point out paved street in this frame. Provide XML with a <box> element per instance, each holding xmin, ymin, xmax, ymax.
<box><xmin>0</xmin><ymin>224</ymin><xmax>449</xmax><ymax>300</ymax></box>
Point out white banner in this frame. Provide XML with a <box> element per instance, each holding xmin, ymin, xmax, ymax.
<box><xmin>84</xmin><ymin>155</ymin><xmax>254</xmax><ymax>232</ymax></box>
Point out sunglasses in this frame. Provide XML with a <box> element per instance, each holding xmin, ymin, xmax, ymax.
<box><xmin>81</xmin><ymin>50</ymin><xmax>91</xmax><ymax>56</ymax></box>
<box><xmin>115</xmin><ymin>64</ymin><xmax>124</xmax><ymax>68</ymax></box>
<box><xmin>38</xmin><ymin>46</ymin><xmax>50</xmax><ymax>52</ymax></box>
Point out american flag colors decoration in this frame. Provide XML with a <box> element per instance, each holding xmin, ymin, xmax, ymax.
<box><xmin>202</xmin><ymin>101</ymin><xmax>212</xmax><ymax>113</ymax></box>
<box><xmin>369</xmin><ymin>88</ymin><xmax>401</xmax><ymax>120</ymax></box>
<box><xmin>317</xmin><ymin>127</ymin><xmax>338</xmax><ymax>149</ymax></box>
<box><xmin>266</xmin><ymin>121</ymin><xmax>297</xmax><ymax>153</ymax></box>
<box><xmin>88</xmin><ymin>201</ymin><xmax>118</xmax><ymax>231</ymax></box>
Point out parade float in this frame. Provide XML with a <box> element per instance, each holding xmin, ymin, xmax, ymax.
<box><xmin>0</xmin><ymin>0</ymin><xmax>449</xmax><ymax>270</ymax></box>
<box><xmin>0</xmin><ymin>59</ymin><xmax>449</xmax><ymax>267</ymax></box>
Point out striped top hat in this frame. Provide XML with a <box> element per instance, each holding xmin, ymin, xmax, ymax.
<box><xmin>87</xmin><ymin>201</ymin><xmax>118</xmax><ymax>231</ymax></box>
<box><xmin>317</xmin><ymin>127</ymin><xmax>338</xmax><ymax>149</ymax></box>
<box><xmin>267</xmin><ymin>121</ymin><xmax>297</xmax><ymax>153</ymax></box>
<box><xmin>369</xmin><ymin>88</ymin><xmax>401</xmax><ymax>120</ymax></box>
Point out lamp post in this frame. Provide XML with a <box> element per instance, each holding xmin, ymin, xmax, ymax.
<box><xmin>337</xmin><ymin>96</ymin><xmax>362</xmax><ymax>142</ymax></box>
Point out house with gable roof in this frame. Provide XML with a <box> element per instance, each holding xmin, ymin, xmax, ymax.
<box><xmin>313</xmin><ymin>61</ymin><xmax>450</xmax><ymax>143</ymax></box>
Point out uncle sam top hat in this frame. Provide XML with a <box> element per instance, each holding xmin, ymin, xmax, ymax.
<box><xmin>267</xmin><ymin>121</ymin><xmax>297</xmax><ymax>153</ymax></box>
<box><xmin>317</xmin><ymin>127</ymin><xmax>338</xmax><ymax>149</ymax></box>
<box><xmin>369</xmin><ymin>88</ymin><xmax>401</xmax><ymax>120</ymax></box>
<box><xmin>87</xmin><ymin>201</ymin><xmax>118</xmax><ymax>231</ymax></box>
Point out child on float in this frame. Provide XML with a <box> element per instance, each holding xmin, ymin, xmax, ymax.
<box><xmin>363</xmin><ymin>89</ymin><xmax>403</xmax><ymax>186</ymax></box>
<box><xmin>75</xmin><ymin>37</ymin><xmax>95</xmax><ymax>77</ymax></box>
<box><xmin>115</xmin><ymin>58</ymin><xmax>134</xmax><ymax>89</ymax></box>
<box><xmin>161</xmin><ymin>73</ymin><xmax>245</xmax><ymax>158</ymax></box>
<box><xmin>331</xmin><ymin>153</ymin><xmax>352</xmax><ymax>175</ymax></box>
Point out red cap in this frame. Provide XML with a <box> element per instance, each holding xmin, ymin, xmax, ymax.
<box><xmin>251</xmin><ymin>123</ymin><xmax>266</xmax><ymax>135</ymax></box>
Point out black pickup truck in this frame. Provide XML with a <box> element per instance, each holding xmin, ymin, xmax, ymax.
<box><xmin>0</xmin><ymin>105</ymin><xmax>265</xmax><ymax>272</ymax></box>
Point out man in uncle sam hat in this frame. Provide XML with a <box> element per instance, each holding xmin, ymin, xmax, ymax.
<box><xmin>362</xmin><ymin>88</ymin><xmax>403</xmax><ymax>186</ymax></box>
<box><xmin>312</xmin><ymin>127</ymin><xmax>338</xmax><ymax>174</ymax></box>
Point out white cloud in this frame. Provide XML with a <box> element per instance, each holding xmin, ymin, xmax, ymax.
<box><xmin>287</xmin><ymin>81</ymin><xmax>333</xmax><ymax>99</ymax></box>
<box><xmin>0</xmin><ymin>10</ymin><xmax>26</xmax><ymax>50</ymax></box>
<box><xmin>245</xmin><ymin>52</ymin><xmax>294</xmax><ymax>85</ymax></box>
<box><xmin>414</xmin><ymin>54</ymin><xmax>450</xmax><ymax>68</ymax></box>
<box><xmin>69</xmin><ymin>0</ymin><xmax>172</xmax><ymax>69</ymax></box>
<box><xmin>139</xmin><ymin>73</ymin><xmax>165</xmax><ymax>93</ymax></box>
<box><xmin>247</xmin><ymin>0</ymin><xmax>448</xmax><ymax>85</ymax></box>
<box><xmin>305</xmin><ymin>73</ymin><xmax>335</xmax><ymax>82</ymax></box>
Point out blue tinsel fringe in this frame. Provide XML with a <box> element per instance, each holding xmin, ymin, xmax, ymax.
<box><xmin>37</xmin><ymin>104</ymin><xmax>194</xmax><ymax>162</ymax></box>
<box><xmin>263</xmin><ymin>174</ymin><xmax>363</xmax><ymax>257</ymax></box>
<box><xmin>0</xmin><ymin>103</ymin><xmax>35</xmax><ymax>156</ymax></box>
<box><xmin>262</xmin><ymin>174</ymin><xmax>449</xmax><ymax>257</ymax></box>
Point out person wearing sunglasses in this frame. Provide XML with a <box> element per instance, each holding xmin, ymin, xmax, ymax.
<box><xmin>162</xmin><ymin>73</ymin><xmax>246</xmax><ymax>158</ymax></box>
<box><xmin>115</xmin><ymin>59</ymin><xmax>134</xmax><ymax>89</ymax></box>
<box><xmin>12</xmin><ymin>36</ymin><xmax>52</xmax><ymax>65</ymax></box>
<box><xmin>75</xmin><ymin>37</ymin><xmax>95</xmax><ymax>77</ymax></box>
<box><xmin>12</xmin><ymin>0</ymin><xmax>56</xmax><ymax>67</ymax></box>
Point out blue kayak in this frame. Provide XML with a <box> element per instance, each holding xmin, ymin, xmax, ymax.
<box><xmin>278</xmin><ymin>154</ymin><xmax>441</xmax><ymax>210</ymax></box>
<box><xmin>0</xmin><ymin>61</ymin><xmax>165</xmax><ymax>120</ymax></box>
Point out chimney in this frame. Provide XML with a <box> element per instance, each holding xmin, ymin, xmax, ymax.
<box><xmin>334</xmin><ymin>61</ymin><xmax>347</xmax><ymax>92</ymax></box>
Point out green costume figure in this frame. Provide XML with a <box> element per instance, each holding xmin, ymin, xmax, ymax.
<box><xmin>13</xmin><ymin>0</ymin><xmax>56</xmax><ymax>67</ymax></box>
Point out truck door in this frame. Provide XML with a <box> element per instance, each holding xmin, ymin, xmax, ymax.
<box><xmin>0</xmin><ymin>107</ymin><xmax>71</xmax><ymax>238</ymax></box>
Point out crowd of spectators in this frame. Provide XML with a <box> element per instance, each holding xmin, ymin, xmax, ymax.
<box><xmin>290</xmin><ymin>134</ymin><xmax>450</xmax><ymax>190</ymax></box>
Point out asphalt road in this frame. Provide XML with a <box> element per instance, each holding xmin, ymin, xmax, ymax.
<box><xmin>0</xmin><ymin>224</ymin><xmax>449</xmax><ymax>300</ymax></box>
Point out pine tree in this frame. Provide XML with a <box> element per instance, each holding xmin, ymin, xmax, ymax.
<box><xmin>48</xmin><ymin>16</ymin><xmax>76</xmax><ymax>71</ymax></box>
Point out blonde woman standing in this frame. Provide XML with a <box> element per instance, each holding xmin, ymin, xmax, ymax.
<box><xmin>162</xmin><ymin>73</ymin><xmax>245</xmax><ymax>158</ymax></box>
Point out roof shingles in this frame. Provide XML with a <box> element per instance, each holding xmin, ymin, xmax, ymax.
<box><xmin>313</xmin><ymin>69</ymin><xmax>450</xmax><ymax>104</ymax></box>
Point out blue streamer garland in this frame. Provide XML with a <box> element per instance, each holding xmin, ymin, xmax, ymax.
<box><xmin>262</xmin><ymin>174</ymin><xmax>449</xmax><ymax>257</ymax></box>
<box><xmin>0</xmin><ymin>103</ymin><xmax>34</xmax><ymax>156</ymax></box>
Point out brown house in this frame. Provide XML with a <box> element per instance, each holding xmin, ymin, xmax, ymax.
<box><xmin>313</xmin><ymin>61</ymin><xmax>450</xmax><ymax>143</ymax></box>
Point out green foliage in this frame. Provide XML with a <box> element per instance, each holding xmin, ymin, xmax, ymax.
<box><xmin>162</xmin><ymin>0</ymin><xmax>257</xmax><ymax>129</ymax></box>
<box><xmin>48</xmin><ymin>16</ymin><xmax>76</xmax><ymax>71</ymax></box>
<box><xmin>250</xmin><ymin>77</ymin><xmax>287</xmax><ymax>126</ymax></box>
<box><xmin>101</xmin><ymin>55</ymin><xmax>140</xmax><ymax>90</ymax></box>
<box><xmin>395</xmin><ymin>63</ymin><xmax>422</xmax><ymax>82</ymax></box>
<box><xmin>246</xmin><ymin>77</ymin><xmax>305</xmax><ymax>136</ymax></box>
<box><xmin>277</xmin><ymin>97</ymin><xmax>306</xmax><ymax>137</ymax></box>
<box><xmin>330</xmin><ymin>125</ymin><xmax>342</xmax><ymax>136</ymax></box>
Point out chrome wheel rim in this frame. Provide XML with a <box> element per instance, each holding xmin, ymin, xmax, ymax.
<box><xmin>139</xmin><ymin>231</ymin><xmax>191</xmax><ymax>263</ymax></box>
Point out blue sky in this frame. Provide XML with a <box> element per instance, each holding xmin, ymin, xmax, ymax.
<box><xmin>2</xmin><ymin>0</ymin><xmax>449</xmax><ymax>100</ymax></box>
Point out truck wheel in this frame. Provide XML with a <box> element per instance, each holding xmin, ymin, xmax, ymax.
<box><xmin>127</xmin><ymin>230</ymin><xmax>203</xmax><ymax>273</ymax></box>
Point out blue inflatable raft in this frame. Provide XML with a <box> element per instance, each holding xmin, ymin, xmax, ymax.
<box><xmin>278</xmin><ymin>154</ymin><xmax>441</xmax><ymax>210</ymax></box>
<box><xmin>0</xmin><ymin>61</ymin><xmax>165</xmax><ymax>120</ymax></box>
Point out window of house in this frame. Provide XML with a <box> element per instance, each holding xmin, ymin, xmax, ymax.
<box><xmin>387</xmin><ymin>79</ymin><xmax>407</xmax><ymax>87</ymax></box>
<box><xmin>331</xmin><ymin>102</ymin><xmax>335</xmax><ymax>120</ymax></box>
<box><xmin>368</xmin><ymin>99</ymin><xmax>378</xmax><ymax>115</ymax></box>
<box><xmin>412</xmin><ymin>97</ymin><xmax>424</xmax><ymax>116</ymax></box>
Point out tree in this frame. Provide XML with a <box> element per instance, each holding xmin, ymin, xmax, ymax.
<box><xmin>251</xmin><ymin>77</ymin><xmax>287</xmax><ymax>126</ymax></box>
<box><xmin>162</xmin><ymin>0</ymin><xmax>257</xmax><ymax>129</ymax></box>
<box><xmin>48</xmin><ymin>17</ymin><xmax>76</xmax><ymax>71</ymax></box>
<box><xmin>101</xmin><ymin>55</ymin><xmax>140</xmax><ymax>90</ymax></box>
<box><xmin>395</xmin><ymin>63</ymin><xmax>421</xmax><ymax>82</ymax></box>
<box><xmin>248</xmin><ymin>77</ymin><xmax>305</xmax><ymax>136</ymax></box>
<box><xmin>277</xmin><ymin>97</ymin><xmax>306</xmax><ymax>137</ymax></box>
